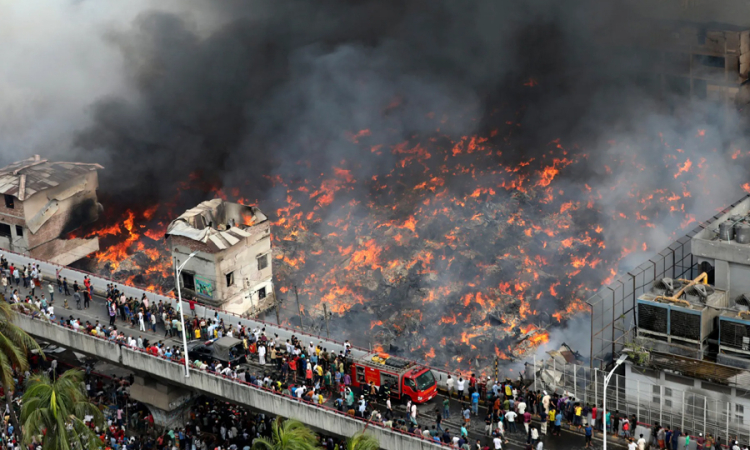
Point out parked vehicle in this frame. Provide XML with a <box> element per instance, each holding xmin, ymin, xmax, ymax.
<box><xmin>187</xmin><ymin>336</ymin><xmax>246</xmax><ymax>365</ymax></box>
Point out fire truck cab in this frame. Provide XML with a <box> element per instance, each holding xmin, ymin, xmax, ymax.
<box><xmin>350</xmin><ymin>352</ymin><xmax>437</xmax><ymax>404</ymax></box>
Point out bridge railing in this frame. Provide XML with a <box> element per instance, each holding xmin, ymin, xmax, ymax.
<box><xmin>0</xmin><ymin>248</ymin><xmax>475</xmax><ymax>392</ymax></box>
<box><xmin>15</xmin><ymin>311</ymin><xmax>456</xmax><ymax>449</ymax></box>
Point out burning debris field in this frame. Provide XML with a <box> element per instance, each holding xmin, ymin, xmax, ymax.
<box><xmin>68</xmin><ymin>115</ymin><xmax>735</xmax><ymax>373</ymax></box>
<box><xmin>11</xmin><ymin>0</ymin><xmax>750</xmax><ymax>373</ymax></box>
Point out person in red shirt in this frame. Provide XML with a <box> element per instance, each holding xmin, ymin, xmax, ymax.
<box><xmin>288</xmin><ymin>358</ymin><xmax>297</xmax><ymax>382</ymax></box>
<box><xmin>470</xmin><ymin>373</ymin><xmax>477</xmax><ymax>389</ymax></box>
<box><xmin>592</xmin><ymin>405</ymin><xmax>598</xmax><ymax>431</ymax></box>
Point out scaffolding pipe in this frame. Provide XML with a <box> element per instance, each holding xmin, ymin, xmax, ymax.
<box><xmin>637</xmin><ymin>380</ymin><xmax>640</xmax><ymax>424</ymax></box>
<box><xmin>616</xmin><ymin>375</ymin><xmax>619</xmax><ymax>411</ymax></box>
<box><xmin>704</xmin><ymin>396</ymin><xmax>707</xmax><ymax>437</ymax></box>
<box><xmin>659</xmin><ymin>385</ymin><xmax>663</xmax><ymax>425</ymax></box>
<box><xmin>727</xmin><ymin>401</ymin><xmax>730</xmax><ymax>445</ymax></box>
<box><xmin>681</xmin><ymin>391</ymin><xmax>685</xmax><ymax>431</ymax></box>
<box><xmin>595</xmin><ymin>369</ymin><xmax>598</xmax><ymax>408</ymax></box>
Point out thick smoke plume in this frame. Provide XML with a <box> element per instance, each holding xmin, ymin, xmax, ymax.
<box><xmin>2</xmin><ymin>0</ymin><xmax>750</xmax><ymax>369</ymax></box>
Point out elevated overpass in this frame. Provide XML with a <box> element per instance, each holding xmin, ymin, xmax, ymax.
<box><xmin>2</xmin><ymin>250</ymin><xmax>455</xmax><ymax>449</ymax></box>
<box><xmin>16</xmin><ymin>313</ymin><xmax>443</xmax><ymax>450</ymax></box>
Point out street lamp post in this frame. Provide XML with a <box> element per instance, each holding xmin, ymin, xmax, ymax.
<box><xmin>174</xmin><ymin>251</ymin><xmax>199</xmax><ymax>378</ymax></box>
<box><xmin>603</xmin><ymin>354</ymin><xmax>628</xmax><ymax>450</ymax></box>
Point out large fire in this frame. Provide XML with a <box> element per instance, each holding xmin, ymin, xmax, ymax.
<box><xmin>68</xmin><ymin>101</ymin><xmax>738</xmax><ymax>373</ymax></box>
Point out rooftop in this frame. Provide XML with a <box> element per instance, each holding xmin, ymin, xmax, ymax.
<box><xmin>166</xmin><ymin>198</ymin><xmax>268</xmax><ymax>252</ymax></box>
<box><xmin>0</xmin><ymin>155</ymin><xmax>102</xmax><ymax>201</ymax></box>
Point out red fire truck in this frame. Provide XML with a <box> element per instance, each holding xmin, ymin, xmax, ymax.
<box><xmin>349</xmin><ymin>352</ymin><xmax>438</xmax><ymax>404</ymax></box>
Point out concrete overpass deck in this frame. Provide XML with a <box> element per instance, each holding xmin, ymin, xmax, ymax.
<box><xmin>15</xmin><ymin>313</ymin><xmax>444</xmax><ymax>450</ymax></box>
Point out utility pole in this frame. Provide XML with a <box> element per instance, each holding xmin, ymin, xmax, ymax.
<box><xmin>294</xmin><ymin>285</ymin><xmax>303</xmax><ymax>330</ymax></box>
<box><xmin>275</xmin><ymin>296</ymin><xmax>281</xmax><ymax>325</ymax></box>
<box><xmin>323</xmin><ymin>303</ymin><xmax>330</xmax><ymax>338</ymax></box>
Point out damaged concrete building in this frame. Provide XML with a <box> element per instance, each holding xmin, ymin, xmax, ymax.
<box><xmin>166</xmin><ymin>198</ymin><xmax>274</xmax><ymax>315</ymax></box>
<box><xmin>0</xmin><ymin>155</ymin><xmax>102</xmax><ymax>265</ymax></box>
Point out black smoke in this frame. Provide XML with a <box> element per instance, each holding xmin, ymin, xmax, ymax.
<box><xmin>72</xmin><ymin>0</ymin><xmax>665</xmax><ymax>203</ymax></box>
<box><xmin>59</xmin><ymin>0</ymin><xmax>750</xmax><ymax>363</ymax></box>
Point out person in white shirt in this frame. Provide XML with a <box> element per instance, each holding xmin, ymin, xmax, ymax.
<box><xmin>138</xmin><ymin>311</ymin><xmax>145</xmax><ymax>331</ymax></box>
<box><xmin>536</xmin><ymin>441</ymin><xmax>543</xmax><ymax>450</ymax></box>
<box><xmin>628</xmin><ymin>440</ymin><xmax>637</xmax><ymax>450</ymax></box>
<box><xmin>517</xmin><ymin>400</ymin><xmax>527</xmax><ymax>415</ymax></box>
<box><xmin>637</xmin><ymin>434</ymin><xmax>647</xmax><ymax>450</ymax></box>
<box><xmin>505</xmin><ymin>410</ymin><xmax>517</xmax><ymax>433</ymax></box>
<box><xmin>295</xmin><ymin>386</ymin><xmax>305</xmax><ymax>398</ymax></box>
<box><xmin>493</xmin><ymin>437</ymin><xmax>503</xmax><ymax>450</ymax></box>
<box><xmin>457</xmin><ymin>377</ymin><xmax>466</xmax><ymax>399</ymax></box>
<box><xmin>447</xmin><ymin>375</ymin><xmax>455</xmax><ymax>397</ymax></box>
<box><xmin>258</xmin><ymin>345</ymin><xmax>266</xmax><ymax>365</ymax></box>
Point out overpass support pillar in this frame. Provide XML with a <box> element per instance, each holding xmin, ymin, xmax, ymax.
<box><xmin>129</xmin><ymin>375</ymin><xmax>196</xmax><ymax>428</ymax></box>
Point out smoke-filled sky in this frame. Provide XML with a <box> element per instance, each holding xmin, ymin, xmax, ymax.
<box><xmin>3</xmin><ymin>0</ymin><xmax>750</xmax><ymax>363</ymax></box>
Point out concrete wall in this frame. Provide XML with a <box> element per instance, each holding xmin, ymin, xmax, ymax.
<box><xmin>171</xmin><ymin>244</ymin><xmax>219</xmax><ymax>304</ymax></box>
<box><xmin>24</xmin><ymin>171</ymin><xmax>100</xmax><ymax>250</ymax></box>
<box><xmin>13</xmin><ymin>314</ymin><xmax>444</xmax><ymax>450</ymax></box>
<box><xmin>0</xmin><ymin>171</ymin><xmax>99</xmax><ymax>258</ymax></box>
<box><xmin>169</xmin><ymin>222</ymin><xmax>273</xmax><ymax>315</ymax></box>
<box><xmin>15</xmin><ymin>314</ymin><xmax>121</xmax><ymax>365</ymax></box>
<box><xmin>215</xmin><ymin>221</ymin><xmax>272</xmax><ymax>314</ymax></box>
<box><xmin>624</xmin><ymin>363</ymin><xmax>750</xmax><ymax>431</ymax></box>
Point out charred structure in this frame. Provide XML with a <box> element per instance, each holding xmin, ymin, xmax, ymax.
<box><xmin>0</xmin><ymin>155</ymin><xmax>102</xmax><ymax>265</ymax></box>
<box><xmin>31</xmin><ymin>0</ymin><xmax>750</xmax><ymax>371</ymax></box>
<box><xmin>166</xmin><ymin>199</ymin><xmax>274</xmax><ymax>315</ymax></box>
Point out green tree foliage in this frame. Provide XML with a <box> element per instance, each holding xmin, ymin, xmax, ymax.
<box><xmin>0</xmin><ymin>300</ymin><xmax>43</xmax><ymax>441</ymax></box>
<box><xmin>346</xmin><ymin>431</ymin><xmax>380</xmax><ymax>450</ymax></box>
<box><xmin>252</xmin><ymin>417</ymin><xmax>322</xmax><ymax>450</ymax></box>
<box><xmin>21</xmin><ymin>369</ymin><xmax>104</xmax><ymax>450</ymax></box>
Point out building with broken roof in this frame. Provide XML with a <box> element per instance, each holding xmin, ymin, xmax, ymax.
<box><xmin>166</xmin><ymin>198</ymin><xmax>274</xmax><ymax>315</ymax></box>
<box><xmin>0</xmin><ymin>155</ymin><xmax>102</xmax><ymax>265</ymax></box>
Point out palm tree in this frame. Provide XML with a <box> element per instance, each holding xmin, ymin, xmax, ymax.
<box><xmin>346</xmin><ymin>431</ymin><xmax>380</xmax><ymax>450</ymax></box>
<box><xmin>0</xmin><ymin>299</ymin><xmax>43</xmax><ymax>441</ymax></box>
<box><xmin>20</xmin><ymin>369</ymin><xmax>104</xmax><ymax>450</ymax></box>
<box><xmin>252</xmin><ymin>417</ymin><xmax>321</xmax><ymax>450</ymax></box>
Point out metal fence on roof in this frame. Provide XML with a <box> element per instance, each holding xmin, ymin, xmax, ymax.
<box><xmin>535</xmin><ymin>357</ymin><xmax>750</xmax><ymax>446</ymax></box>
<box><xmin>586</xmin><ymin>195</ymin><xmax>750</xmax><ymax>370</ymax></box>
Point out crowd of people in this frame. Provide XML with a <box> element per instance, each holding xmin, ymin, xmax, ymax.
<box><xmin>4</xmin><ymin>255</ymin><xmax>749</xmax><ymax>450</ymax></box>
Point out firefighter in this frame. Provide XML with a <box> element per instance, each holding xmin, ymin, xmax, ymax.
<box><xmin>380</xmin><ymin>382</ymin><xmax>391</xmax><ymax>403</ymax></box>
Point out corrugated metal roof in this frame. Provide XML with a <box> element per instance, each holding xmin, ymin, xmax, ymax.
<box><xmin>166</xmin><ymin>198</ymin><xmax>268</xmax><ymax>252</ymax></box>
<box><xmin>0</xmin><ymin>155</ymin><xmax>102</xmax><ymax>201</ymax></box>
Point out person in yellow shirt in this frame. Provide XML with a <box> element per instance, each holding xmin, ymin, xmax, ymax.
<box><xmin>546</xmin><ymin>408</ymin><xmax>555</xmax><ymax>435</ymax></box>
<box><xmin>575</xmin><ymin>404</ymin><xmax>583</xmax><ymax>430</ymax></box>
